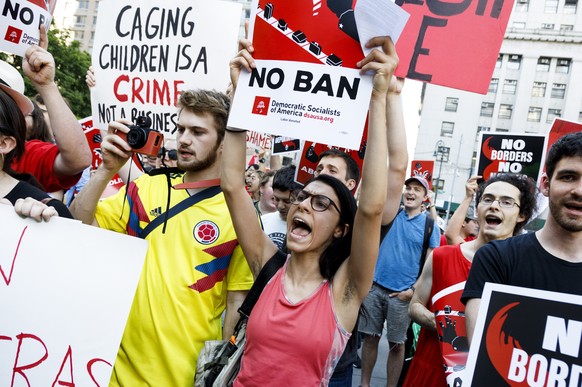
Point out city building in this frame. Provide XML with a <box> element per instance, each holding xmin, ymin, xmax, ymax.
<box><xmin>413</xmin><ymin>0</ymin><xmax>582</xmax><ymax>222</ymax></box>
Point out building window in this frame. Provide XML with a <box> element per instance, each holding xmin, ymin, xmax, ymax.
<box><xmin>445</xmin><ymin>97</ymin><xmax>459</xmax><ymax>112</ymax></box>
<box><xmin>537</xmin><ymin>57</ymin><xmax>551</xmax><ymax>72</ymax></box>
<box><xmin>489</xmin><ymin>79</ymin><xmax>499</xmax><ymax>94</ymax></box>
<box><xmin>564</xmin><ymin>0</ymin><xmax>578</xmax><ymax>14</ymax></box>
<box><xmin>441</xmin><ymin>121</ymin><xmax>455</xmax><ymax>137</ymax></box>
<box><xmin>561</xmin><ymin>24</ymin><xmax>574</xmax><ymax>31</ymax></box>
<box><xmin>541</xmin><ymin>23</ymin><xmax>555</xmax><ymax>29</ymax></box>
<box><xmin>495</xmin><ymin>55</ymin><xmax>503</xmax><ymax>69</ymax></box>
<box><xmin>78</xmin><ymin>1</ymin><xmax>89</xmax><ymax>9</ymax></box>
<box><xmin>496</xmin><ymin>128</ymin><xmax>510</xmax><ymax>133</ymax></box>
<box><xmin>532</xmin><ymin>82</ymin><xmax>546</xmax><ymax>97</ymax></box>
<box><xmin>556</xmin><ymin>58</ymin><xmax>571</xmax><ymax>74</ymax></box>
<box><xmin>515</xmin><ymin>0</ymin><xmax>529</xmax><ymax>11</ymax></box>
<box><xmin>507</xmin><ymin>55</ymin><xmax>522</xmax><ymax>70</ymax></box>
<box><xmin>527</xmin><ymin>107</ymin><xmax>543</xmax><ymax>122</ymax></box>
<box><xmin>433</xmin><ymin>178</ymin><xmax>445</xmax><ymax>191</ymax></box>
<box><xmin>545</xmin><ymin>0</ymin><xmax>558</xmax><ymax>13</ymax></box>
<box><xmin>513</xmin><ymin>22</ymin><xmax>526</xmax><ymax>29</ymax></box>
<box><xmin>75</xmin><ymin>15</ymin><xmax>86</xmax><ymax>26</ymax></box>
<box><xmin>498</xmin><ymin>104</ymin><xmax>513</xmax><ymax>119</ymax></box>
<box><xmin>480</xmin><ymin>102</ymin><xmax>494</xmax><ymax>117</ymax></box>
<box><xmin>74</xmin><ymin>30</ymin><xmax>84</xmax><ymax>40</ymax></box>
<box><xmin>503</xmin><ymin>79</ymin><xmax>518</xmax><ymax>94</ymax></box>
<box><xmin>551</xmin><ymin>83</ymin><xmax>566</xmax><ymax>99</ymax></box>
<box><xmin>547</xmin><ymin>109</ymin><xmax>562</xmax><ymax>123</ymax></box>
<box><xmin>476</xmin><ymin>126</ymin><xmax>490</xmax><ymax>142</ymax></box>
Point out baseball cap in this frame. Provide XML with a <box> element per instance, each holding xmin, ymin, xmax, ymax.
<box><xmin>405</xmin><ymin>175</ymin><xmax>430</xmax><ymax>194</ymax></box>
<box><xmin>0</xmin><ymin>60</ymin><xmax>33</xmax><ymax>115</ymax></box>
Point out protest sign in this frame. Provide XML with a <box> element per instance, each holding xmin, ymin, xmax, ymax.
<box><xmin>394</xmin><ymin>0</ymin><xmax>515</xmax><ymax>94</ymax></box>
<box><xmin>246</xmin><ymin>130</ymin><xmax>272</xmax><ymax>152</ymax></box>
<box><xmin>465</xmin><ymin>283</ymin><xmax>582</xmax><ymax>387</ymax></box>
<box><xmin>295</xmin><ymin>124</ymin><xmax>367</xmax><ymax>186</ymax></box>
<box><xmin>272</xmin><ymin>136</ymin><xmax>300</xmax><ymax>154</ymax></box>
<box><xmin>0</xmin><ymin>206</ymin><xmax>147</xmax><ymax>386</ymax></box>
<box><xmin>0</xmin><ymin>0</ymin><xmax>55</xmax><ymax>56</ymax></box>
<box><xmin>228</xmin><ymin>0</ymin><xmax>378</xmax><ymax>149</ymax></box>
<box><xmin>476</xmin><ymin>133</ymin><xmax>546</xmax><ymax>182</ymax></box>
<box><xmin>90</xmin><ymin>0</ymin><xmax>242</xmax><ymax>134</ymax></box>
<box><xmin>541</xmin><ymin>118</ymin><xmax>582</xmax><ymax>178</ymax></box>
<box><xmin>411</xmin><ymin>159</ymin><xmax>434</xmax><ymax>189</ymax></box>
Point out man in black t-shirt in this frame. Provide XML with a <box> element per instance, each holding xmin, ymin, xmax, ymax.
<box><xmin>463</xmin><ymin>131</ymin><xmax>582</xmax><ymax>343</ymax></box>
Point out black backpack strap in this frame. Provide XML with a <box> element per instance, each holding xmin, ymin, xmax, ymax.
<box><xmin>417</xmin><ymin>215</ymin><xmax>434</xmax><ymax>278</ymax></box>
<box><xmin>238</xmin><ymin>249</ymin><xmax>287</xmax><ymax>319</ymax></box>
<box><xmin>138</xmin><ymin>185</ymin><xmax>222</xmax><ymax>239</ymax></box>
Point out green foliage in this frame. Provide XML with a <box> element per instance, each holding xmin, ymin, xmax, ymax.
<box><xmin>0</xmin><ymin>26</ymin><xmax>92</xmax><ymax>118</ymax></box>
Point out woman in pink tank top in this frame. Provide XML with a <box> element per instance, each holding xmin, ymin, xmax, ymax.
<box><xmin>221</xmin><ymin>35</ymin><xmax>405</xmax><ymax>385</ymax></box>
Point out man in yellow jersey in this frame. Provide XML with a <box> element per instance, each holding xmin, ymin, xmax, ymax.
<box><xmin>70</xmin><ymin>90</ymin><xmax>253</xmax><ymax>386</ymax></box>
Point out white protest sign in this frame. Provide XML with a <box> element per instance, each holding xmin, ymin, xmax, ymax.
<box><xmin>0</xmin><ymin>0</ymin><xmax>55</xmax><ymax>56</ymax></box>
<box><xmin>90</xmin><ymin>0</ymin><xmax>242</xmax><ymax>135</ymax></box>
<box><xmin>0</xmin><ymin>206</ymin><xmax>147</xmax><ymax>386</ymax></box>
<box><xmin>229</xmin><ymin>60</ymin><xmax>373</xmax><ymax>149</ymax></box>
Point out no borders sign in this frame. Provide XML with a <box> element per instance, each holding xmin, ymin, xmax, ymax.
<box><xmin>0</xmin><ymin>206</ymin><xmax>146</xmax><ymax>385</ymax></box>
<box><xmin>465</xmin><ymin>283</ymin><xmax>582</xmax><ymax>387</ymax></box>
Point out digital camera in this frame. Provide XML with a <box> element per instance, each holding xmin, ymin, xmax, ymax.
<box><xmin>117</xmin><ymin>116</ymin><xmax>163</xmax><ymax>157</ymax></box>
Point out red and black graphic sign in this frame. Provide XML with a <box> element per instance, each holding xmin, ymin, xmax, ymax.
<box><xmin>476</xmin><ymin>133</ymin><xmax>546</xmax><ymax>182</ymax></box>
<box><xmin>466</xmin><ymin>286</ymin><xmax>582</xmax><ymax>387</ymax></box>
<box><xmin>252</xmin><ymin>96</ymin><xmax>271</xmax><ymax>116</ymax></box>
<box><xmin>296</xmin><ymin>123</ymin><xmax>367</xmax><ymax>186</ymax></box>
<box><xmin>252</xmin><ymin>0</ymin><xmax>364</xmax><ymax>69</ymax></box>
<box><xmin>542</xmin><ymin>119</ymin><xmax>582</xmax><ymax>176</ymax></box>
<box><xmin>410</xmin><ymin>160</ymin><xmax>434</xmax><ymax>189</ymax></box>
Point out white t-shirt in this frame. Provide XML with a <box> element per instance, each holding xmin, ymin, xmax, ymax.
<box><xmin>261</xmin><ymin>212</ymin><xmax>287</xmax><ymax>250</ymax></box>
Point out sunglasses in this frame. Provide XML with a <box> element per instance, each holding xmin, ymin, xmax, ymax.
<box><xmin>158</xmin><ymin>149</ymin><xmax>178</xmax><ymax>161</ymax></box>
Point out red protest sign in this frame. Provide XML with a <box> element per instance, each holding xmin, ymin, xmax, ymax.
<box><xmin>296</xmin><ymin>124</ymin><xmax>368</xmax><ymax>186</ymax></box>
<box><xmin>410</xmin><ymin>160</ymin><xmax>434</xmax><ymax>189</ymax></box>
<box><xmin>542</xmin><ymin>119</ymin><xmax>582</xmax><ymax>175</ymax></box>
<box><xmin>394</xmin><ymin>0</ymin><xmax>515</xmax><ymax>94</ymax></box>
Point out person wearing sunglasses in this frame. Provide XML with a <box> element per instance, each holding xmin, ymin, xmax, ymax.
<box><xmin>223</xmin><ymin>36</ymin><xmax>400</xmax><ymax>385</ymax></box>
<box><xmin>158</xmin><ymin>139</ymin><xmax>178</xmax><ymax>168</ymax></box>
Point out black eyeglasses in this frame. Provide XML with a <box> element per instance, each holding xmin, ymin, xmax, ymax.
<box><xmin>479</xmin><ymin>195</ymin><xmax>520</xmax><ymax>208</ymax></box>
<box><xmin>158</xmin><ymin>149</ymin><xmax>178</xmax><ymax>161</ymax></box>
<box><xmin>291</xmin><ymin>190</ymin><xmax>341</xmax><ymax>215</ymax></box>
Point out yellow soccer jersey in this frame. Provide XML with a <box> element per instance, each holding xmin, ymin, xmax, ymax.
<box><xmin>95</xmin><ymin>173</ymin><xmax>253</xmax><ymax>386</ymax></box>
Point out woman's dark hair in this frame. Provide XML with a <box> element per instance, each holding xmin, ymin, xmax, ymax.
<box><xmin>26</xmin><ymin>101</ymin><xmax>53</xmax><ymax>142</ymax></box>
<box><xmin>0</xmin><ymin>89</ymin><xmax>26</xmax><ymax>172</ymax></box>
<box><xmin>303</xmin><ymin>173</ymin><xmax>358</xmax><ymax>279</ymax></box>
<box><xmin>475</xmin><ymin>173</ymin><xmax>538</xmax><ymax>235</ymax></box>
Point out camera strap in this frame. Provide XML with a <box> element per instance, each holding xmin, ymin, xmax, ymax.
<box><xmin>139</xmin><ymin>185</ymin><xmax>222</xmax><ymax>239</ymax></box>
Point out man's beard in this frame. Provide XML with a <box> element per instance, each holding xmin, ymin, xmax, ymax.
<box><xmin>549</xmin><ymin>196</ymin><xmax>582</xmax><ymax>232</ymax></box>
<box><xmin>177</xmin><ymin>142</ymin><xmax>220</xmax><ymax>172</ymax></box>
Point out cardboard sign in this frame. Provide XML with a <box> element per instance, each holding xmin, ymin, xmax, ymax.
<box><xmin>0</xmin><ymin>0</ymin><xmax>55</xmax><ymax>56</ymax></box>
<box><xmin>411</xmin><ymin>159</ymin><xmax>434</xmax><ymax>189</ymax></box>
<box><xmin>394</xmin><ymin>0</ymin><xmax>515</xmax><ymax>94</ymax></box>
<box><xmin>246</xmin><ymin>131</ymin><xmax>272</xmax><ymax>151</ymax></box>
<box><xmin>476</xmin><ymin>133</ymin><xmax>546</xmax><ymax>182</ymax></box>
<box><xmin>228</xmin><ymin>0</ymin><xmax>376</xmax><ymax>149</ymax></box>
<box><xmin>0</xmin><ymin>206</ymin><xmax>147</xmax><ymax>385</ymax></box>
<box><xmin>465</xmin><ymin>283</ymin><xmax>582</xmax><ymax>387</ymax></box>
<box><xmin>90</xmin><ymin>0</ymin><xmax>242</xmax><ymax>134</ymax></box>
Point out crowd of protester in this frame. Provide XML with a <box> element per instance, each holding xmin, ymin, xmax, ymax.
<box><xmin>2</xmin><ymin>19</ymin><xmax>582</xmax><ymax>387</ymax></box>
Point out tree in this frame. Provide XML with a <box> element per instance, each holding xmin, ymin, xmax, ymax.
<box><xmin>0</xmin><ymin>25</ymin><xmax>92</xmax><ymax>118</ymax></box>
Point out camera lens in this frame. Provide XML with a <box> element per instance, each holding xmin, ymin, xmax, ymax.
<box><xmin>126</xmin><ymin>128</ymin><xmax>148</xmax><ymax>149</ymax></box>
